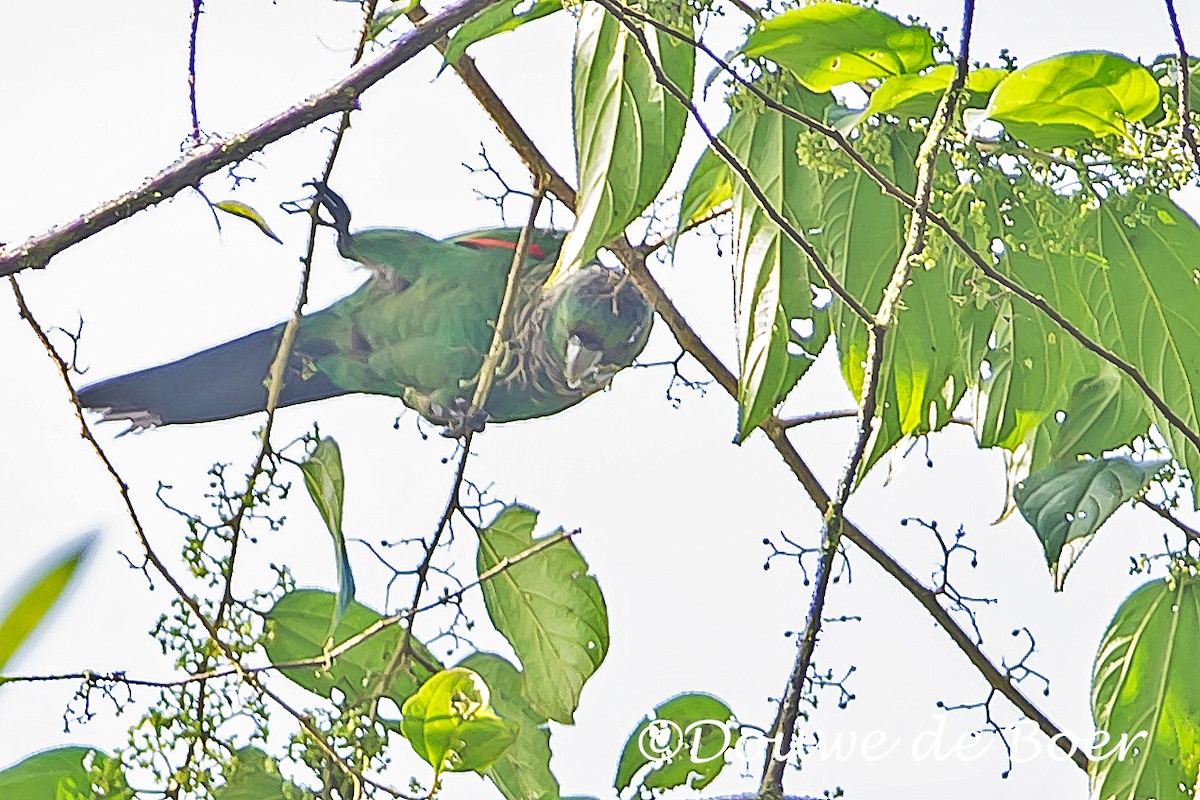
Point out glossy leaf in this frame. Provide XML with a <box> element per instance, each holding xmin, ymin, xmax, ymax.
<box><xmin>0</xmin><ymin>747</ymin><xmax>130</xmax><ymax>800</ymax></box>
<box><xmin>214</xmin><ymin>747</ymin><xmax>316</xmax><ymax>800</ymax></box>
<box><xmin>1092</xmin><ymin>574</ymin><xmax>1200</xmax><ymax>799</ymax></box>
<box><xmin>985</xmin><ymin>51</ymin><xmax>1159</xmax><ymax>148</ymax></box>
<box><xmin>555</xmin><ymin>2</ymin><xmax>693</xmax><ymax>278</ymax></box>
<box><xmin>264</xmin><ymin>589</ymin><xmax>441</xmax><ymax>708</ymax></box>
<box><xmin>0</xmin><ymin>533</ymin><xmax>95</xmax><ymax>673</ymax></box>
<box><xmin>614</xmin><ymin>693</ymin><xmax>737</xmax><ymax>794</ymax></box>
<box><xmin>299</xmin><ymin>437</ymin><xmax>355</xmax><ymax>631</ymax></box>
<box><xmin>458</xmin><ymin>653</ymin><xmax>560</xmax><ymax>800</ymax></box>
<box><xmin>856</xmin><ymin>65</ymin><xmax>1008</xmax><ymax>124</ymax></box>
<box><xmin>401</xmin><ymin>668</ymin><xmax>518</xmax><ymax>776</ymax></box>
<box><xmin>728</xmin><ymin>89</ymin><xmax>831</xmax><ymax>440</ymax></box>
<box><xmin>476</xmin><ymin>505</ymin><xmax>607</xmax><ymax>724</ymax></box>
<box><xmin>678</xmin><ymin>146</ymin><xmax>732</xmax><ymax>232</ymax></box>
<box><xmin>742</xmin><ymin>2</ymin><xmax>934</xmax><ymax>92</ymax></box>
<box><xmin>214</xmin><ymin>200</ymin><xmax>283</xmax><ymax>244</ymax></box>
<box><xmin>1015</xmin><ymin>457</ymin><xmax>1164</xmax><ymax>590</ymax></box>
<box><xmin>443</xmin><ymin>0</ymin><xmax>563</xmax><ymax>64</ymax></box>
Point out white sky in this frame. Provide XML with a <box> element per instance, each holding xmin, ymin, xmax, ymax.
<box><xmin>1</xmin><ymin>1</ymin><xmax>1197</xmax><ymax>799</ymax></box>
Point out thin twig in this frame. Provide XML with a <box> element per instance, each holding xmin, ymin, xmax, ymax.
<box><xmin>1165</xmin><ymin>0</ymin><xmax>1200</xmax><ymax>172</ymax></box>
<box><xmin>0</xmin><ymin>0</ymin><xmax>505</xmax><ymax>278</ymax></box>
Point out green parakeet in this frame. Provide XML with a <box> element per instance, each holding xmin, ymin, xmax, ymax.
<box><xmin>77</xmin><ymin>186</ymin><xmax>653</xmax><ymax>433</ymax></box>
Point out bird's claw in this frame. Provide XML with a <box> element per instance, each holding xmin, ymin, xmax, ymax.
<box><xmin>304</xmin><ymin>182</ymin><xmax>355</xmax><ymax>258</ymax></box>
<box><xmin>434</xmin><ymin>398</ymin><xmax>490</xmax><ymax>438</ymax></box>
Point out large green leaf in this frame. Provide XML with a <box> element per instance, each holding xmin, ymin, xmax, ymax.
<box><xmin>741</xmin><ymin>2</ymin><xmax>934</xmax><ymax>92</ymax></box>
<box><xmin>401</xmin><ymin>668</ymin><xmax>518</xmax><ymax>776</ymax></box>
<box><xmin>985</xmin><ymin>51</ymin><xmax>1159</xmax><ymax>149</ymax></box>
<box><xmin>214</xmin><ymin>747</ymin><xmax>315</xmax><ymax>800</ymax></box>
<box><xmin>556</xmin><ymin>3</ymin><xmax>693</xmax><ymax>277</ymax></box>
<box><xmin>459</xmin><ymin>653</ymin><xmax>561</xmax><ymax>800</ymax></box>
<box><xmin>442</xmin><ymin>0</ymin><xmax>563</xmax><ymax>64</ymax></box>
<box><xmin>475</xmin><ymin>505</ymin><xmax>607</xmax><ymax>724</ymax></box>
<box><xmin>1014</xmin><ymin>457</ymin><xmax>1165</xmax><ymax>590</ymax></box>
<box><xmin>1092</xmin><ymin>573</ymin><xmax>1200</xmax><ymax>799</ymax></box>
<box><xmin>614</xmin><ymin>693</ymin><xmax>737</xmax><ymax>794</ymax></box>
<box><xmin>817</xmin><ymin>126</ymin><xmax>981</xmax><ymax>472</ymax></box>
<box><xmin>1087</xmin><ymin>195</ymin><xmax>1200</xmax><ymax>508</ymax></box>
<box><xmin>850</xmin><ymin>65</ymin><xmax>1007</xmax><ymax>127</ymax></box>
<box><xmin>1047</xmin><ymin>365</ymin><xmax>1150</xmax><ymax>462</ymax></box>
<box><xmin>729</xmin><ymin>89</ymin><xmax>831</xmax><ymax>441</ymax></box>
<box><xmin>0</xmin><ymin>747</ymin><xmax>130</xmax><ymax>800</ymax></box>
<box><xmin>678</xmin><ymin>146</ymin><xmax>732</xmax><ymax>232</ymax></box>
<box><xmin>263</xmin><ymin>589</ymin><xmax>441</xmax><ymax>708</ymax></box>
<box><xmin>299</xmin><ymin>437</ymin><xmax>355</xmax><ymax>632</ymax></box>
<box><xmin>0</xmin><ymin>533</ymin><xmax>95</xmax><ymax>673</ymax></box>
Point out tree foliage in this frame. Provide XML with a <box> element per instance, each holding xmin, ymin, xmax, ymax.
<box><xmin>5</xmin><ymin>1</ymin><xmax>1200</xmax><ymax>799</ymax></box>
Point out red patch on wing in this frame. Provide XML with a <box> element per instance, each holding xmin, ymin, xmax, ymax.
<box><xmin>459</xmin><ymin>237</ymin><xmax>546</xmax><ymax>259</ymax></box>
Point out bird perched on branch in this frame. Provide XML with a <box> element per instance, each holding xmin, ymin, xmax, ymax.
<box><xmin>77</xmin><ymin>185</ymin><xmax>652</xmax><ymax>435</ymax></box>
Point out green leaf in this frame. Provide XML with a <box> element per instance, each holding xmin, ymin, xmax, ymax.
<box><xmin>476</xmin><ymin>505</ymin><xmax>607</xmax><ymax>724</ymax></box>
<box><xmin>264</xmin><ymin>589</ymin><xmax>441</xmax><ymax>708</ymax></box>
<box><xmin>1091</xmin><ymin>573</ymin><xmax>1200</xmax><ymax>799</ymax></box>
<box><xmin>857</xmin><ymin>65</ymin><xmax>1008</xmax><ymax>124</ymax></box>
<box><xmin>401</xmin><ymin>668</ymin><xmax>518</xmax><ymax>776</ymax></box>
<box><xmin>555</xmin><ymin>2</ymin><xmax>693</xmax><ymax>278</ymax></box>
<box><xmin>985</xmin><ymin>51</ymin><xmax>1160</xmax><ymax>148</ymax></box>
<box><xmin>214</xmin><ymin>747</ymin><xmax>316</xmax><ymax>800</ymax></box>
<box><xmin>443</xmin><ymin>0</ymin><xmax>563</xmax><ymax>64</ymax></box>
<box><xmin>1014</xmin><ymin>457</ymin><xmax>1165</xmax><ymax>590</ymax></box>
<box><xmin>214</xmin><ymin>200</ymin><xmax>283</xmax><ymax>244</ymax></box>
<box><xmin>458</xmin><ymin>653</ymin><xmax>561</xmax><ymax>800</ymax></box>
<box><xmin>678</xmin><ymin>146</ymin><xmax>732</xmax><ymax>232</ymax></box>
<box><xmin>817</xmin><ymin>126</ymin><xmax>981</xmax><ymax>472</ymax></box>
<box><xmin>1086</xmin><ymin>195</ymin><xmax>1200</xmax><ymax>509</ymax></box>
<box><xmin>367</xmin><ymin>1</ymin><xmax>418</xmax><ymax>43</ymax></box>
<box><xmin>614</xmin><ymin>693</ymin><xmax>737</xmax><ymax>794</ymax></box>
<box><xmin>0</xmin><ymin>533</ymin><xmax>95</xmax><ymax>673</ymax></box>
<box><xmin>741</xmin><ymin>2</ymin><xmax>935</xmax><ymax>92</ymax></box>
<box><xmin>0</xmin><ymin>747</ymin><xmax>130</xmax><ymax>800</ymax></box>
<box><xmin>729</xmin><ymin>88</ymin><xmax>831</xmax><ymax>441</ymax></box>
<box><xmin>1048</xmin><ymin>365</ymin><xmax>1150</xmax><ymax>462</ymax></box>
<box><xmin>299</xmin><ymin>437</ymin><xmax>355</xmax><ymax>631</ymax></box>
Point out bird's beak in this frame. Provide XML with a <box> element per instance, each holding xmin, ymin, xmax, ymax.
<box><xmin>565</xmin><ymin>334</ymin><xmax>603</xmax><ymax>389</ymax></box>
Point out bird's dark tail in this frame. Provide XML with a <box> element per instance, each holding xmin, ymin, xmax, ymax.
<box><xmin>76</xmin><ymin>325</ymin><xmax>346</xmax><ymax>429</ymax></box>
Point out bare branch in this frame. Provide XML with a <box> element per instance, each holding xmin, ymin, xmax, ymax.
<box><xmin>0</xmin><ymin>0</ymin><xmax>505</xmax><ymax>278</ymax></box>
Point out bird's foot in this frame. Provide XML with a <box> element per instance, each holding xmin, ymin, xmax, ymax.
<box><xmin>434</xmin><ymin>398</ymin><xmax>490</xmax><ymax>439</ymax></box>
<box><xmin>299</xmin><ymin>182</ymin><xmax>355</xmax><ymax>258</ymax></box>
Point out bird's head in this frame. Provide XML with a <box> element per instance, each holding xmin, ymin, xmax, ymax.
<box><xmin>547</xmin><ymin>265</ymin><xmax>653</xmax><ymax>391</ymax></box>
